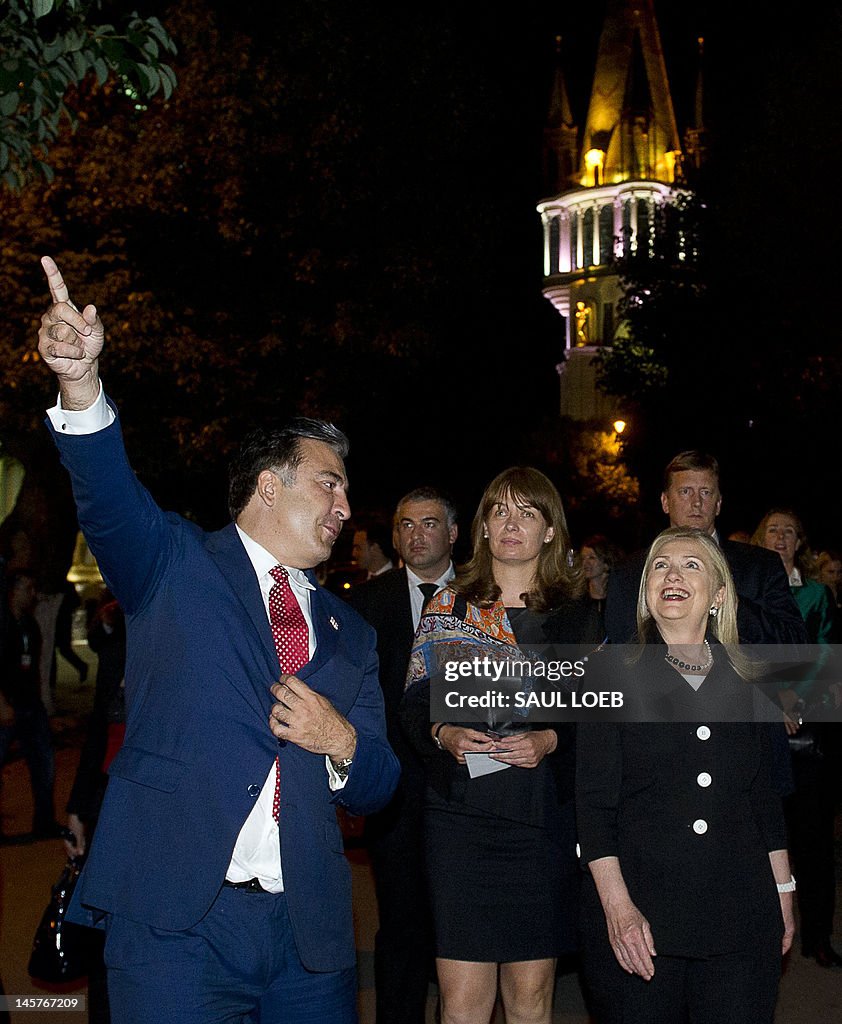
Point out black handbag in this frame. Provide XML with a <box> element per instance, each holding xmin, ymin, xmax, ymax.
<box><xmin>28</xmin><ymin>856</ymin><xmax>91</xmax><ymax>984</ymax></box>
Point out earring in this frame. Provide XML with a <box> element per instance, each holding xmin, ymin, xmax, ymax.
<box><xmin>483</xmin><ymin>531</ymin><xmax>488</xmax><ymax>539</ymax></box>
<box><xmin>709</xmin><ymin>605</ymin><xmax>718</xmax><ymax>617</ymax></box>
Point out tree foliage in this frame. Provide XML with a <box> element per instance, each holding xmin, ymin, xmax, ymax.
<box><xmin>1</xmin><ymin>1</ymin><xmax>562</xmax><ymax>526</ymax></box>
<box><xmin>0</xmin><ymin>0</ymin><xmax>176</xmax><ymax>188</ymax></box>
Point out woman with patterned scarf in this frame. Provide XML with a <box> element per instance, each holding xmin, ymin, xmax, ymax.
<box><xmin>400</xmin><ymin>466</ymin><xmax>599</xmax><ymax>1024</ymax></box>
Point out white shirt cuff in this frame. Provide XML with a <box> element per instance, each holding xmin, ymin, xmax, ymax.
<box><xmin>46</xmin><ymin>382</ymin><xmax>114</xmax><ymax>435</ymax></box>
<box><xmin>325</xmin><ymin>756</ymin><xmax>349</xmax><ymax>790</ymax></box>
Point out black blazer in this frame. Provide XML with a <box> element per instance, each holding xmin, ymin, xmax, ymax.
<box><xmin>346</xmin><ymin>567</ymin><xmax>420</xmax><ymax>773</ymax></box>
<box><xmin>576</xmin><ymin>645</ymin><xmax>787</xmax><ymax>957</ymax></box>
<box><xmin>400</xmin><ymin>596</ymin><xmax>601</xmax><ymax>816</ymax></box>
<box><xmin>604</xmin><ymin>539</ymin><xmax>809</xmax><ymax>646</ymax></box>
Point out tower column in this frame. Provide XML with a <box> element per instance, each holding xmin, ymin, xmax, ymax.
<box><xmin>560</xmin><ymin>210</ymin><xmax>571</xmax><ymax>272</ymax></box>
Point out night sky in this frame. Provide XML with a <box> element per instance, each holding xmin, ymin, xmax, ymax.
<box><xmin>303</xmin><ymin>1</ymin><xmax>842</xmax><ymax>545</ymax></box>
<box><xmin>10</xmin><ymin>1</ymin><xmax>842</xmax><ymax>562</ymax></box>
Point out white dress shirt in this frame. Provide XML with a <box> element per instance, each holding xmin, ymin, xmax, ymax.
<box><xmin>406</xmin><ymin>562</ymin><xmax>455</xmax><ymax>630</ymax></box>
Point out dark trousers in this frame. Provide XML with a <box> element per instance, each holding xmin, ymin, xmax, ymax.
<box><xmin>0</xmin><ymin>703</ymin><xmax>56</xmax><ymax>831</ymax></box>
<box><xmin>366</xmin><ymin>780</ymin><xmax>434</xmax><ymax>1024</ymax></box>
<box><xmin>785</xmin><ymin>733</ymin><xmax>840</xmax><ymax>949</ymax></box>
<box><xmin>104</xmin><ymin>887</ymin><xmax>357</xmax><ymax>1024</ymax></box>
<box><xmin>581</xmin><ymin>938</ymin><xmax>781</xmax><ymax>1024</ymax></box>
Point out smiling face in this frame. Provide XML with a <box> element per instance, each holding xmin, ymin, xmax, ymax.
<box><xmin>644</xmin><ymin>538</ymin><xmax>725</xmax><ymax>638</ymax></box>
<box><xmin>761</xmin><ymin>513</ymin><xmax>801</xmax><ymax>573</ymax></box>
<box><xmin>246</xmin><ymin>437</ymin><xmax>350</xmax><ymax>569</ymax></box>
<box><xmin>484</xmin><ymin>491</ymin><xmax>554</xmax><ymax>572</ymax></box>
<box><xmin>660</xmin><ymin>470</ymin><xmax>722</xmax><ymax>534</ymax></box>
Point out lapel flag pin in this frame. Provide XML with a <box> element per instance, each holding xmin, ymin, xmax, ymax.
<box><xmin>329</xmin><ymin>616</ymin><xmax>340</xmax><ymax>630</ymax></box>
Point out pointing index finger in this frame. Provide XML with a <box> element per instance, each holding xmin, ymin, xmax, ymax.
<box><xmin>41</xmin><ymin>255</ymin><xmax>72</xmax><ymax>306</ymax></box>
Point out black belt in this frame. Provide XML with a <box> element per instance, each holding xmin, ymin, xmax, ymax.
<box><xmin>223</xmin><ymin>878</ymin><xmax>272</xmax><ymax>894</ymax></box>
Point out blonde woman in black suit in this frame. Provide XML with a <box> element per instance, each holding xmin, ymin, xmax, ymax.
<box><xmin>577</xmin><ymin>527</ymin><xmax>795</xmax><ymax>1024</ymax></box>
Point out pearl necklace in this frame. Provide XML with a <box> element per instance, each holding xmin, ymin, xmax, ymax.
<box><xmin>664</xmin><ymin>639</ymin><xmax>712</xmax><ymax>674</ymax></box>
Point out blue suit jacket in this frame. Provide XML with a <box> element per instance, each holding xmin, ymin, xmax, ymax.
<box><xmin>50</xmin><ymin>409</ymin><xmax>399</xmax><ymax>972</ymax></box>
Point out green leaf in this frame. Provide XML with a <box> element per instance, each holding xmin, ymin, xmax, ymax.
<box><xmin>147</xmin><ymin>17</ymin><xmax>177</xmax><ymax>55</ymax></box>
<box><xmin>35</xmin><ymin>159</ymin><xmax>55</xmax><ymax>183</ymax></box>
<box><xmin>144</xmin><ymin>65</ymin><xmax>161</xmax><ymax>96</ymax></box>
<box><xmin>2</xmin><ymin>167</ymin><xmax>22</xmax><ymax>191</ymax></box>
<box><xmin>0</xmin><ymin>92</ymin><xmax>19</xmax><ymax>117</ymax></box>
<box><xmin>160</xmin><ymin>63</ymin><xmax>175</xmax><ymax>101</ymax></box>
<box><xmin>32</xmin><ymin>0</ymin><xmax>55</xmax><ymax>19</ymax></box>
<box><xmin>42</xmin><ymin>39</ymin><xmax>65</xmax><ymax>64</ymax></box>
<box><xmin>71</xmin><ymin>48</ymin><xmax>89</xmax><ymax>80</ymax></box>
<box><xmin>93</xmin><ymin>57</ymin><xmax>108</xmax><ymax>85</ymax></box>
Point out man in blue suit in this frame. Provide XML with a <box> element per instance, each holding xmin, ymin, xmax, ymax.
<box><xmin>37</xmin><ymin>256</ymin><xmax>400</xmax><ymax>1024</ymax></box>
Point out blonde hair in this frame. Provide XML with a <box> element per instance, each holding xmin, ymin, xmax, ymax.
<box><xmin>635</xmin><ymin>527</ymin><xmax>753</xmax><ymax>677</ymax></box>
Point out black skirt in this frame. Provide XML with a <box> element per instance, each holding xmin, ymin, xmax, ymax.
<box><xmin>424</xmin><ymin>786</ymin><xmax>579</xmax><ymax>962</ymax></box>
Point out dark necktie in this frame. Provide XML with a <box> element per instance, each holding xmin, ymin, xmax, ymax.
<box><xmin>268</xmin><ymin>566</ymin><xmax>310</xmax><ymax>821</ymax></box>
<box><xmin>418</xmin><ymin>582</ymin><xmax>438</xmax><ymax>611</ymax></box>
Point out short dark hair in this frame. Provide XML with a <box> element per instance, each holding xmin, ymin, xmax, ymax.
<box><xmin>228</xmin><ymin>418</ymin><xmax>349</xmax><ymax>519</ymax></box>
<box><xmin>395</xmin><ymin>486</ymin><xmax>458</xmax><ymax>529</ymax></box>
<box><xmin>662</xmin><ymin>450</ymin><xmax>720</xmax><ymax>492</ymax></box>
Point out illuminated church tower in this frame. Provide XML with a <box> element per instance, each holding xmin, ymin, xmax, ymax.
<box><xmin>538</xmin><ymin>0</ymin><xmax>689</xmax><ymax>420</ymax></box>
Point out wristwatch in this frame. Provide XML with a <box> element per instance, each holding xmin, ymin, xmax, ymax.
<box><xmin>330</xmin><ymin>756</ymin><xmax>354</xmax><ymax>780</ymax></box>
<box><xmin>432</xmin><ymin>722</ymin><xmax>450</xmax><ymax>750</ymax></box>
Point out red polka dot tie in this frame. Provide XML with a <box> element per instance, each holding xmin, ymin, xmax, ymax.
<box><xmin>268</xmin><ymin>565</ymin><xmax>310</xmax><ymax>822</ymax></box>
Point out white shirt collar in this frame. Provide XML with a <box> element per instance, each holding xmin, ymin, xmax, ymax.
<box><xmin>235</xmin><ymin>525</ymin><xmax>315</xmax><ymax>590</ymax></box>
<box><xmin>406</xmin><ymin>562</ymin><xmax>455</xmax><ymax>590</ymax></box>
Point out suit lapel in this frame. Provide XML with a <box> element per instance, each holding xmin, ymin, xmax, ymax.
<box><xmin>395</xmin><ymin>568</ymin><xmax>415</xmax><ymax>647</ymax></box>
<box><xmin>205</xmin><ymin>524</ymin><xmax>277</xmax><ymax>715</ymax></box>
<box><xmin>304</xmin><ymin>579</ymin><xmax>338</xmax><ymax>676</ymax></box>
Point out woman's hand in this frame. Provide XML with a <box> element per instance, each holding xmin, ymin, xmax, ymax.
<box><xmin>604</xmin><ymin>899</ymin><xmax>657</xmax><ymax>979</ymax></box>
<box><xmin>770</xmin><ymin>849</ymin><xmax>795</xmax><ymax>955</ymax></box>
<box><xmin>433</xmin><ymin>725</ymin><xmax>495</xmax><ymax>763</ymax></box>
<box><xmin>779</xmin><ymin>891</ymin><xmax>795</xmax><ymax>955</ymax></box>
<box><xmin>489</xmin><ymin>729</ymin><xmax>557</xmax><ymax>768</ymax></box>
<box><xmin>589</xmin><ymin>856</ymin><xmax>656</xmax><ymax>980</ymax></box>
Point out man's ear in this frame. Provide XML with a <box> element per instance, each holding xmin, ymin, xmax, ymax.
<box><xmin>256</xmin><ymin>470</ymin><xmax>277</xmax><ymax>506</ymax></box>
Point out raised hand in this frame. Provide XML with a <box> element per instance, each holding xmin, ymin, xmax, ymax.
<box><xmin>38</xmin><ymin>257</ymin><xmax>104</xmax><ymax>401</ymax></box>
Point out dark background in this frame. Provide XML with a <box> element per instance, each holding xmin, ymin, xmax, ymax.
<box><xmin>4</xmin><ymin>1</ymin><xmax>842</xmax><ymax>575</ymax></box>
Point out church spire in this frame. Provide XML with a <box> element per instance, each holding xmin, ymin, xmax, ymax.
<box><xmin>683</xmin><ymin>36</ymin><xmax>707</xmax><ymax>175</ymax></box>
<box><xmin>542</xmin><ymin>35</ymin><xmax>579</xmax><ymax>195</ymax></box>
<box><xmin>579</xmin><ymin>0</ymin><xmax>681</xmax><ymax>186</ymax></box>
